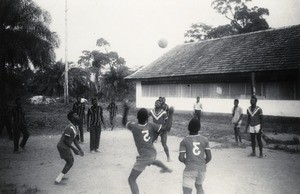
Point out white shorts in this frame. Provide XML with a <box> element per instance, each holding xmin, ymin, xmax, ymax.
<box><xmin>249</xmin><ymin>124</ymin><xmax>261</xmax><ymax>133</ymax></box>
<box><xmin>232</xmin><ymin>120</ymin><xmax>242</xmax><ymax>128</ymax></box>
<box><xmin>183</xmin><ymin>170</ymin><xmax>206</xmax><ymax>189</ymax></box>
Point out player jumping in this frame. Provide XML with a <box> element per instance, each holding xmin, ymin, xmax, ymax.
<box><xmin>149</xmin><ymin>100</ymin><xmax>171</xmax><ymax>161</ymax></box>
<box><xmin>122</xmin><ymin>102</ymin><xmax>172</xmax><ymax>194</ymax></box>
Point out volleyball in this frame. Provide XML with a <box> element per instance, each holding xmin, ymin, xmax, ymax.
<box><xmin>158</xmin><ymin>38</ymin><xmax>168</xmax><ymax>48</ymax></box>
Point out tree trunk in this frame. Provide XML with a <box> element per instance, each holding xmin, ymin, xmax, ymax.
<box><xmin>251</xmin><ymin>72</ymin><xmax>256</xmax><ymax>97</ymax></box>
<box><xmin>0</xmin><ymin>59</ymin><xmax>7</xmax><ymax>103</ymax></box>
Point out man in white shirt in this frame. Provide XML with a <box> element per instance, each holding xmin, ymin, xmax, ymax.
<box><xmin>232</xmin><ymin>99</ymin><xmax>243</xmax><ymax>144</ymax></box>
<box><xmin>193</xmin><ymin>97</ymin><xmax>203</xmax><ymax>122</ymax></box>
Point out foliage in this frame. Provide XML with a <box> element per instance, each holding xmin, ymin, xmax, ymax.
<box><xmin>184</xmin><ymin>0</ymin><xmax>269</xmax><ymax>41</ymax></box>
<box><xmin>27</xmin><ymin>61</ymin><xmax>64</xmax><ymax>96</ymax></box>
<box><xmin>78</xmin><ymin>38</ymin><xmax>133</xmax><ymax>100</ymax></box>
<box><xmin>27</xmin><ymin>61</ymin><xmax>96</xmax><ymax>97</ymax></box>
<box><xmin>0</xmin><ymin>0</ymin><xmax>59</xmax><ymax>101</ymax></box>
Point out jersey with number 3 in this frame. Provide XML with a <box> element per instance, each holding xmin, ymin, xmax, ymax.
<box><xmin>179</xmin><ymin>134</ymin><xmax>210</xmax><ymax>172</ymax></box>
<box><xmin>126</xmin><ymin>121</ymin><xmax>162</xmax><ymax>158</ymax></box>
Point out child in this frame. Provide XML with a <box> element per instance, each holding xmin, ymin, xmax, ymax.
<box><xmin>179</xmin><ymin>118</ymin><xmax>212</xmax><ymax>194</ymax></box>
<box><xmin>55</xmin><ymin>111</ymin><xmax>84</xmax><ymax>185</ymax></box>
<box><xmin>122</xmin><ymin>103</ymin><xmax>172</xmax><ymax>194</ymax></box>
<box><xmin>107</xmin><ymin>98</ymin><xmax>118</xmax><ymax>130</ymax></box>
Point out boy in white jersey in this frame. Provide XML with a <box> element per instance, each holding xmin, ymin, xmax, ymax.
<box><xmin>122</xmin><ymin>103</ymin><xmax>172</xmax><ymax>194</ymax></box>
<box><xmin>179</xmin><ymin>118</ymin><xmax>212</xmax><ymax>194</ymax></box>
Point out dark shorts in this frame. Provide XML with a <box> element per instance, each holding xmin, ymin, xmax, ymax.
<box><xmin>57</xmin><ymin>145</ymin><xmax>73</xmax><ymax>159</ymax></box>
<box><xmin>133</xmin><ymin>156</ymin><xmax>156</xmax><ymax>172</ymax></box>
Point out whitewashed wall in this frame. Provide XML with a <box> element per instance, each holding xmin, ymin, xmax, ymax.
<box><xmin>135</xmin><ymin>82</ymin><xmax>300</xmax><ymax>117</ymax></box>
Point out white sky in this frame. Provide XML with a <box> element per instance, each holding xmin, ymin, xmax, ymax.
<box><xmin>35</xmin><ymin>0</ymin><xmax>300</xmax><ymax>69</ymax></box>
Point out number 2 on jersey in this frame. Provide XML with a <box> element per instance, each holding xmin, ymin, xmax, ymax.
<box><xmin>193</xmin><ymin>142</ymin><xmax>201</xmax><ymax>155</ymax></box>
<box><xmin>142</xmin><ymin>130</ymin><xmax>150</xmax><ymax>142</ymax></box>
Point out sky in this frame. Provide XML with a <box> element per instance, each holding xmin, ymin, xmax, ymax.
<box><xmin>35</xmin><ymin>0</ymin><xmax>300</xmax><ymax>69</ymax></box>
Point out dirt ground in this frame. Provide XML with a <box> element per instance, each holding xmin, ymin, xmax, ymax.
<box><xmin>0</xmin><ymin>128</ymin><xmax>300</xmax><ymax>194</ymax></box>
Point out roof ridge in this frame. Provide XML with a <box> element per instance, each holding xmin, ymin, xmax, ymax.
<box><xmin>180</xmin><ymin>24</ymin><xmax>300</xmax><ymax>46</ymax></box>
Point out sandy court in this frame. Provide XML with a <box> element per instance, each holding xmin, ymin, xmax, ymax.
<box><xmin>0</xmin><ymin>128</ymin><xmax>300</xmax><ymax>194</ymax></box>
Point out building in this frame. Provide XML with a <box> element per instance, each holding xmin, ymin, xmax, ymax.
<box><xmin>126</xmin><ymin>25</ymin><xmax>300</xmax><ymax>117</ymax></box>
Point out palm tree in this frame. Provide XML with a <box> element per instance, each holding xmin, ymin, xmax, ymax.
<box><xmin>0</xmin><ymin>0</ymin><xmax>59</xmax><ymax>101</ymax></box>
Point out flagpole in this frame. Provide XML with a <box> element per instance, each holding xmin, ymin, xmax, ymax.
<box><xmin>64</xmin><ymin>0</ymin><xmax>69</xmax><ymax>104</ymax></box>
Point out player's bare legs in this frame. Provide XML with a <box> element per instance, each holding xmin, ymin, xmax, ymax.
<box><xmin>257</xmin><ymin>133</ymin><xmax>263</xmax><ymax>157</ymax></box>
<box><xmin>128</xmin><ymin>169</ymin><xmax>142</xmax><ymax>194</ymax></box>
<box><xmin>161</xmin><ymin>132</ymin><xmax>170</xmax><ymax>161</ymax></box>
<box><xmin>250</xmin><ymin>133</ymin><xmax>256</xmax><ymax>156</ymax></box>
<box><xmin>195</xmin><ymin>183</ymin><xmax>204</xmax><ymax>194</ymax></box>
<box><xmin>183</xmin><ymin>187</ymin><xmax>192</xmax><ymax>194</ymax></box>
<box><xmin>151</xmin><ymin>160</ymin><xmax>172</xmax><ymax>173</ymax></box>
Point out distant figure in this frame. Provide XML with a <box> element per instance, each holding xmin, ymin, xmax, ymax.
<box><xmin>12</xmin><ymin>98</ymin><xmax>29</xmax><ymax>153</ymax></box>
<box><xmin>72</xmin><ymin>96</ymin><xmax>85</xmax><ymax>142</ymax></box>
<box><xmin>55</xmin><ymin>111</ymin><xmax>84</xmax><ymax>185</ymax></box>
<box><xmin>87</xmin><ymin>98</ymin><xmax>106</xmax><ymax>153</ymax></box>
<box><xmin>122</xmin><ymin>102</ymin><xmax>172</xmax><ymax>194</ymax></box>
<box><xmin>149</xmin><ymin>100</ymin><xmax>171</xmax><ymax>161</ymax></box>
<box><xmin>179</xmin><ymin>118</ymin><xmax>212</xmax><ymax>194</ymax></box>
<box><xmin>245</xmin><ymin>96</ymin><xmax>263</xmax><ymax>158</ymax></box>
<box><xmin>193</xmin><ymin>97</ymin><xmax>203</xmax><ymax>122</ymax></box>
<box><xmin>0</xmin><ymin>101</ymin><xmax>13</xmax><ymax>140</ymax></box>
<box><xmin>232</xmin><ymin>99</ymin><xmax>243</xmax><ymax>144</ymax></box>
<box><xmin>107</xmin><ymin>98</ymin><xmax>118</xmax><ymax>130</ymax></box>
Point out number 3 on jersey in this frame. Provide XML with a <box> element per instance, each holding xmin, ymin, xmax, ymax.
<box><xmin>142</xmin><ymin>130</ymin><xmax>150</xmax><ymax>142</ymax></box>
<box><xmin>193</xmin><ymin>142</ymin><xmax>201</xmax><ymax>155</ymax></box>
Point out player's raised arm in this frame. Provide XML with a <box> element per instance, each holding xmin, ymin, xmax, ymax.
<box><xmin>122</xmin><ymin>100</ymin><xmax>131</xmax><ymax>126</ymax></box>
<box><xmin>161</xmin><ymin>106</ymin><xmax>174</xmax><ymax>132</ymax></box>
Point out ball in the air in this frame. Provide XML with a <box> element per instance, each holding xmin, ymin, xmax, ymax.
<box><xmin>158</xmin><ymin>39</ymin><xmax>168</xmax><ymax>48</ymax></box>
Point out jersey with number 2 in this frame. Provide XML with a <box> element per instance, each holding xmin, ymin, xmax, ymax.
<box><xmin>126</xmin><ymin>122</ymin><xmax>162</xmax><ymax>158</ymax></box>
<box><xmin>179</xmin><ymin>134</ymin><xmax>210</xmax><ymax>172</ymax></box>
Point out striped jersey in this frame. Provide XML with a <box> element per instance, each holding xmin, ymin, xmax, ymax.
<box><xmin>72</xmin><ymin>102</ymin><xmax>85</xmax><ymax>119</ymax></box>
<box><xmin>149</xmin><ymin>109</ymin><xmax>168</xmax><ymax>125</ymax></box>
<box><xmin>126</xmin><ymin>121</ymin><xmax>162</xmax><ymax>158</ymax></box>
<box><xmin>247</xmin><ymin>106</ymin><xmax>263</xmax><ymax>126</ymax></box>
<box><xmin>87</xmin><ymin>106</ymin><xmax>104</xmax><ymax>126</ymax></box>
<box><xmin>179</xmin><ymin>134</ymin><xmax>210</xmax><ymax>172</ymax></box>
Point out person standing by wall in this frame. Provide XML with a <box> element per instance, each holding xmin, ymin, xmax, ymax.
<box><xmin>72</xmin><ymin>96</ymin><xmax>85</xmax><ymax>143</ymax></box>
<box><xmin>232</xmin><ymin>99</ymin><xmax>243</xmax><ymax>144</ymax></box>
<box><xmin>193</xmin><ymin>97</ymin><xmax>203</xmax><ymax>122</ymax></box>
<box><xmin>245</xmin><ymin>96</ymin><xmax>264</xmax><ymax>158</ymax></box>
<box><xmin>87</xmin><ymin>98</ymin><xmax>106</xmax><ymax>153</ymax></box>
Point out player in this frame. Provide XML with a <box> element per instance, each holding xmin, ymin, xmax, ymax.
<box><xmin>160</xmin><ymin>97</ymin><xmax>169</xmax><ymax>115</ymax></box>
<box><xmin>87</xmin><ymin>98</ymin><xmax>106</xmax><ymax>153</ymax></box>
<box><xmin>232</xmin><ymin>99</ymin><xmax>243</xmax><ymax>144</ymax></box>
<box><xmin>55</xmin><ymin>111</ymin><xmax>84</xmax><ymax>185</ymax></box>
<box><xmin>107</xmin><ymin>98</ymin><xmax>118</xmax><ymax>130</ymax></box>
<box><xmin>122</xmin><ymin>102</ymin><xmax>172</xmax><ymax>194</ymax></box>
<box><xmin>149</xmin><ymin>100</ymin><xmax>171</xmax><ymax>161</ymax></box>
<box><xmin>12</xmin><ymin>98</ymin><xmax>29</xmax><ymax>153</ymax></box>
<box><xmin>193</xmin><ymin>96</ymin><xmax>203</xmax><ymax>122</ymax></box>
<box><xmin>72</xmin><ymin>96</ymin><xmax>85</xmax><ymax>142</ymax></box>
<box><xmin>245</xmin><ymin>96</ymin><xmax>263</xmax><ymax>158</ymax></box>
<box><xmin>179</xmin><ymin>118</ymin><xmax>212</xmax><ymax>194</ymax></box>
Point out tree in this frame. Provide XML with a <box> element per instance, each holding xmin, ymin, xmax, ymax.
<box><xmin>0</xmin><ymin>0</ymin><xmax>59</xmax><ymax>101</ymax></box>
<box><xmin>184</xmin><ymin>0</ymin><xmax>269</xmax><ymax>41</ymax></box>
<box><xmin>78</xmin><ymin>38</ymin><xmax>128</xmax><ymax>98</ymax></box>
